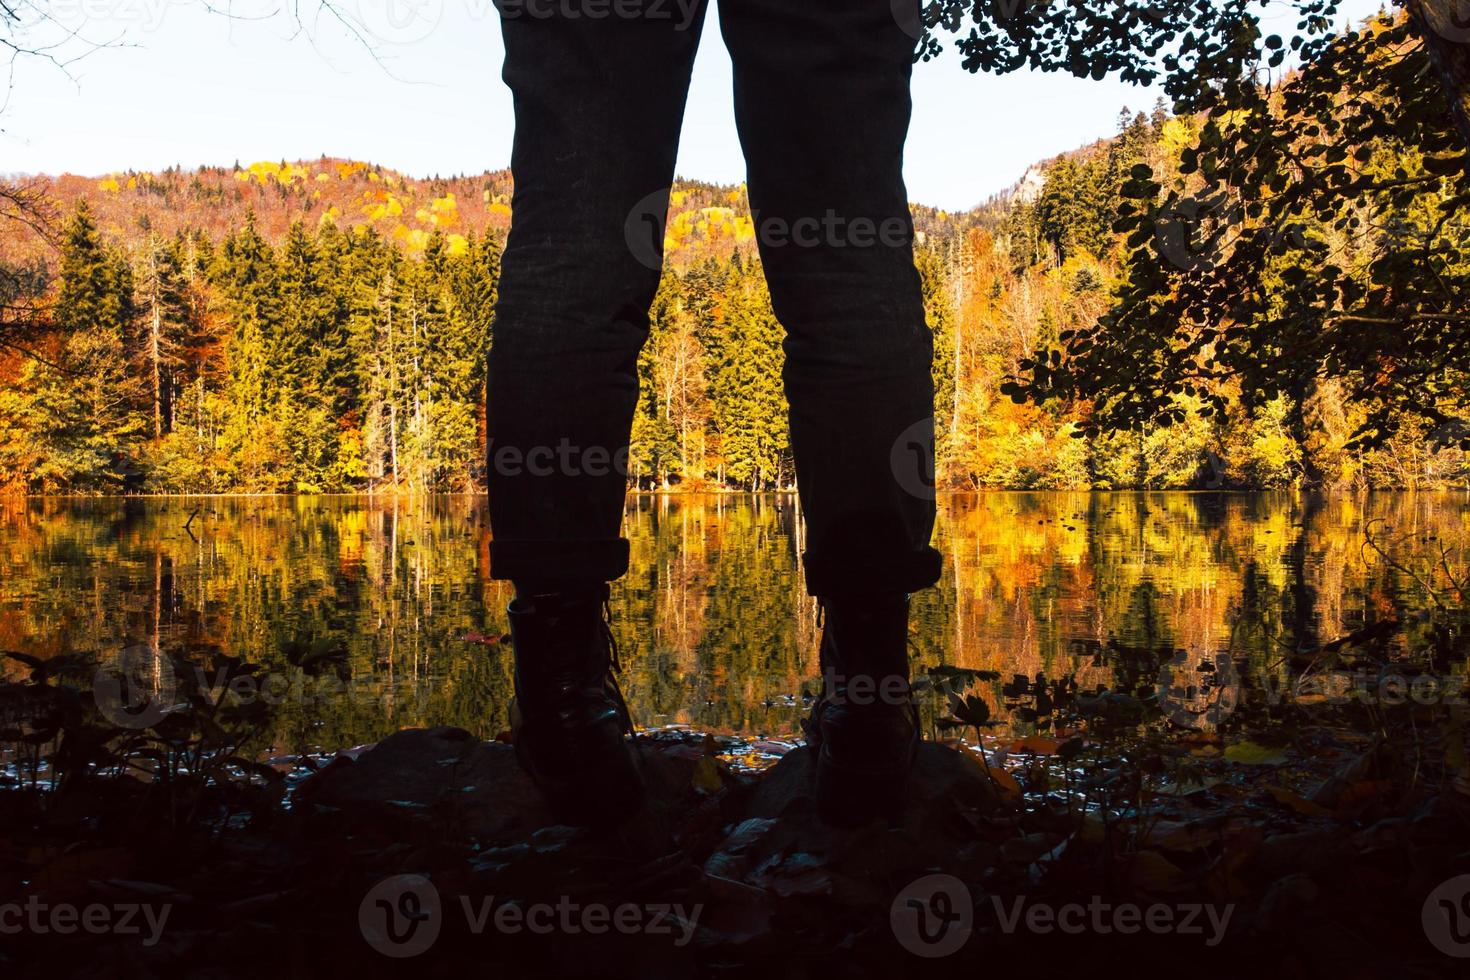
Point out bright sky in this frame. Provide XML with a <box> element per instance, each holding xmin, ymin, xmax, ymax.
<box><xmin>2</xmin><ymin>0</ymin><xmax>1385</xmax><ymax>210</ymax></box>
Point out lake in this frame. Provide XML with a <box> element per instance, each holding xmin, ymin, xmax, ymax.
<box><xmin>1</xmin><ymin>492</ymin><xmax>1465</xmax><ymax>755</ymax></box>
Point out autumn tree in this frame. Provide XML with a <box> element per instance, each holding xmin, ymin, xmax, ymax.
<box><xmin>1008</xmin><ymin>10</ymin><xmax>1470</xmax><ymax>467</ymax></box>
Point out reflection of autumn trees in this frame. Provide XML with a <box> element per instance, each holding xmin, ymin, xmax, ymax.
<box><xmin>0</xmin><ymin>496</ymin><xmax>516</xmax><ymax>752</ymax></box>
<box><xmin>926</xmin><ymin>492</ymin><xmax>1468</xmax><ymax>699</ymax></box>
<box><xmin>0</xmin><ymin>493</ymin><xmax>1465</xmax><ymax>744</ymax></box>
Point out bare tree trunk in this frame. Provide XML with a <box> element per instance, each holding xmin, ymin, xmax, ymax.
<box><xmin>145</xmin><ymin>242</ymin><xmax>164</xmax><ymax>440</ymax></box>
<box><xmin>150</xmin><ymin>304</ymin><xmax>163</xmax><ymax>440</ymax></box>
<box><xmin>390</xmin><ymin>402</ymin><xmax>400</xmax><ymax>489</ymax></box>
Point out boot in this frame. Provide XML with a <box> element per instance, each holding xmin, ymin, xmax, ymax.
<box><xmin>507</xmin><ymin>585</ymin><xmax>643</xmax><ymax>825</ymax></box>
<box><xmin>802</xmin><ymin>592</ymin><xmax>919</xmax><ymax>826</ymax></box>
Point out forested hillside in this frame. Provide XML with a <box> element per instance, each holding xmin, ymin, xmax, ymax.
<box><xmin>1</xmin><ymin>13</ymin><xmax>1466</xmax><ymax>494</ymax></box>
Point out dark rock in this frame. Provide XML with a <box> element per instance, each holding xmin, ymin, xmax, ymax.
<box><xmin>704</xmin><ymin>743</ymin><xmax>1003</xmax><ymax>894</ymax></box>
<box><xmin>299</xmin><ymin>726</ymin><xmax>553</xmax><ymax>842</ymax></box>
<box><xmin>745</xmin><ymin>742</ymin><xmax>1001</xmax><ymax>826</ymax></box>
<box><xmin>296</xmin><ymin>726</ymin><xmax>742</xmax><ymax>857</ymax></box>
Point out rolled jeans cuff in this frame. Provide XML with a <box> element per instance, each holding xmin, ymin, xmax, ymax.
<box><xmin>490</xmin><ymin>537</ymin><xmax>631</xmax><ymax>585</ymax></box>
<box><xmin>802</xmin><ymin>545</ymin><xmax>943</xmax><ymax>597</ymax></box>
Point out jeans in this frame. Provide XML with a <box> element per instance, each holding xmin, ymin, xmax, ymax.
<box><xmin>487</xmin><ymin>0</ymin><xmax>942</xmax><ymax>597</ymax></box>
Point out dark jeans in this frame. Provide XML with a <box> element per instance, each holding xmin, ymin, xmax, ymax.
<box><xmin>487</xmin><ymin>0</ymin><xmax>942</xmax><ymax>597</ymax></box>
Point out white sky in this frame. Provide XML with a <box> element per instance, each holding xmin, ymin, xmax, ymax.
<box><xmin>2</xmin><ymin>0</ymin><xmax>1385</xmax><ymax>210</ymax></box>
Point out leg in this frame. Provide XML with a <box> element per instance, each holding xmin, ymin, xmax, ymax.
<box><xmin>489</xmin><ymin>0</ymin><xmax>709</xmax><ymax>590</ymax></box>
<box><xmin>489</xmin><ymin>1</ymin><xmax>710</xmax><ymax>824</ymax></box>
<box><xmin>718</xmin><ymin>0</ymin><xmax>941</xmax><ymax>598</ymax></box>
<box><xmin>721</xmin><ymin>0</ymin><xmax>938</xmax><ymax>825</ymax></box>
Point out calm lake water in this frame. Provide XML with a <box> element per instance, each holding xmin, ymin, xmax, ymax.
<box><xmin>1</xmin><ymin>493</ymin><xmax>1466</xmax><ymax>753</ymax></box>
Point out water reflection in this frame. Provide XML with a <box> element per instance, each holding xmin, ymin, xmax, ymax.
<box><xmin>0</xmin><ymin>492</ymin><xmax>1464</xmax><ymax>751</ymax></box>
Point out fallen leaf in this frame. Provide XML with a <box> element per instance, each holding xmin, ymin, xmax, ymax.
<box><xmin>1266</xmin><ymin>785</ymin><xmax>1334</xmax><ymax>818</ymax></box>
<box><xmin>692</xmin><ymin>754</ymin><xmax>724</xmax><ymax>794</ymax></box>
<box><xmin>1011</xmin><ymin>735</ymin><xmax>1061</xmax><ymax>756</ymax></box>
<box><xmin>1128</xmin><ymin>850</ymin><xmax>1189</xmax><ymax>893</ymax></box>
<box><xmin>983</xmin><ymin>766</ymin><xmax>1023</xmax><ymax>801</ymax></box>
<box><xmin>1224</xmin><ymin>741</ymin><xmax>1289</xmax><ymax>766</ymax></box>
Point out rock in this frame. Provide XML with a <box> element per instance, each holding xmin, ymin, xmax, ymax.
<box><xmin>298</xmin><ymin>726</ymin><xmax>553</xmax><ymax>842</ymax></box>
<box><xmin>745</xmin><ymin>742</ymin><xmax>1001</xmax><ymax>825</ymax></box>
<box><xmin>703</xmin><ymin>743</ymin><xmax>1003</xmax><ymax>893</ymax></box>
<box><xmin>702</xmin><ymin>818</ymin><xmax>779</xmax><ymax>880</ymax></box>
<box><xmin>296</xmin><ymin>726</ymin><xmax>739</xmax><ymax>850</ymax></box>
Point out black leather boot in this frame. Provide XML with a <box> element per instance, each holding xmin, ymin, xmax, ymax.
<box><xmin>507</xmin><ymin>585</ymin><xmax>643</xmax><ymax>825</ymax></box>
<box><xmin>802</xmin><ymin>592</ymin><xmax>919</xmax><ymax>826</ymax></box>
